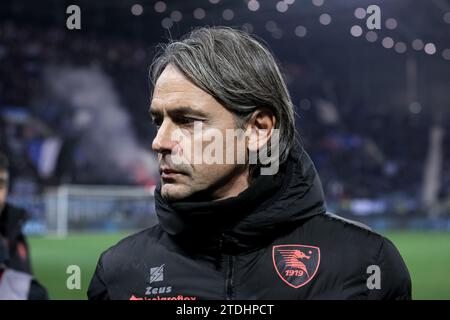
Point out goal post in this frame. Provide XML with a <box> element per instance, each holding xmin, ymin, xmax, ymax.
<box><xmin>45</xmin><ymin>184</ymin><xmax>156</xmax><ymax>237</ymax></box>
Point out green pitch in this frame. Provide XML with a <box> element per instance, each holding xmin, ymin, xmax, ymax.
<box><xmin>28</xmin><ymin>231</ymin><xmax>450</xmax><ymax>300</ymax></box>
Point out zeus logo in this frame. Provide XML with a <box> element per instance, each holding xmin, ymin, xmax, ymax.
<box><xmin>145</xmin><ymin>286</ymin><xmax>172</xmax><ymax>296</ymax></box>
<box><xmin>146</xmin><ymin>264</ymin><xmax>172</xmax><ymax>296</ymax></box>
<box><xmin>149</xmin><ymin>264</ymin><xmax>165</xmax><ymax>283</ymax></box>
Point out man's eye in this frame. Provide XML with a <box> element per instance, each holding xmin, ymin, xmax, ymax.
<box><xmin>152</xmin><ymin>118</ymin><xmax>162</xmax><ymax>128</ymax></box>
<box><xmin>177</xmin><ymin>117</ymin><xmax>198</xmax><ymax>126</ymax></box>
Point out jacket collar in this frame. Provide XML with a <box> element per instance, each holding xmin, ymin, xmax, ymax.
<box><xmin>155</xmin><ymin>147</ymin><xmax>327</xmax><ymax>254</ymax></box>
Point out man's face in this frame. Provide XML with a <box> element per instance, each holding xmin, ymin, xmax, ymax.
<box><xmin>0</xmin><ymin>170</ymin><xmax>8</xmax><ymax>213</ymax></box>
<box><xmin>150</xmin><ymin>64</ymin><xmax>248</xmax><ymax>201</ymax></box>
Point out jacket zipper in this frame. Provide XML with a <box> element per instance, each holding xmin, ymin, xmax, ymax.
<box><xmin>225</xmin><ymin>255</ymin><xmax>235</xmax><ymax>300</ymax></box>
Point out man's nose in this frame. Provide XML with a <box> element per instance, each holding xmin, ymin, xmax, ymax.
<box><xmin>152</xmin><ymin>120</ymin><xmax>178</xmax><ymax>154</ymax></box>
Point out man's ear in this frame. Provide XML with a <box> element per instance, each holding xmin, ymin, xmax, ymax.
<box><xmin>245</xmin><ymin>108</ymin><xmax>276</xmax><ymax>153</ymax></box>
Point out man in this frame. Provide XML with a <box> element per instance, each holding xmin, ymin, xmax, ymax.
<box><xmin>0</xmin><ymin>152</ymin><xmax>32</xmax><ymax>274</ymax></box>
<box><xmin>88</xmin><ymin>27</ymin><xmax>411</xmax><ymax>300</ymax></box>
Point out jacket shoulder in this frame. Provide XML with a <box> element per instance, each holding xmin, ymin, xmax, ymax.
<box><xmin>100</xmin><ymin>224</ymin><xmax>164</xmax><ymax>264</ymax></box>
<box><xmin>310</xmin><ymin>212</ymin><xmax>395</xmax><ymax>253</ymax></box>
<box><xmin>303</xmin><ymin>212</ymin><xmax>411</xmax><ymax>299</ymax></box>
<box><xmin>324</xmin><ymin>211</ymin><xmax>373</xmax><ymax>232</ymax></box>
<box><xmin>88</xmin><ymin>224</ymin><xmax>165</xmax><ymax>299</ymax></box>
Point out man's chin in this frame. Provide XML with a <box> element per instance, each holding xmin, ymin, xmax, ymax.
<box><xmin>160</xmin><ymin>183</ymin><xmax>193</xmax><ymax>202</ymax></box>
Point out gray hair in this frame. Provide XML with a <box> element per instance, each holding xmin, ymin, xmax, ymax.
<box><xmin>150</xmin><ymin>26</ymin><xmax>296</xmax><ymax>165</ymax></box>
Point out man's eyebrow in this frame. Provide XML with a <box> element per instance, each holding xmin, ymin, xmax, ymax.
<box><xmin>168</xmin><ymin>106</ymin><xmax>207</xmax><ymax>118</ymax></box>
<box><xmin>149</xmin><ymin>105</ymin><xmax>208</xmax><ymax>118</ymax></box>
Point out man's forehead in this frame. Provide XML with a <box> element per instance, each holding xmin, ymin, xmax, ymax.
<box><xmin>154</xmin><ymin>65</ymin><xmax>199</xmax><ymax>92</ymax></box>
<box><xmin>152</xmin><ymin>81</ymin><xmax>210</xmax><ymax>105</ymax></box>
<box><xmin>151</xmin><ymin>91</ymin><xmax>209</xmax><ymax>108</ymax></box>
<box><xmin>152</xmin><ymin>66</ymin><xmax>212</xmax><ymax>103</ymax></box>
<box><xmin>150</xmin><ymin>65</ymin><xmax>228</xmax><ymax>117</ymax></box>
<box><xmin>151</xmin><ymin>87</ymin><xmax>217</xmax><ymax>116</ymax></box>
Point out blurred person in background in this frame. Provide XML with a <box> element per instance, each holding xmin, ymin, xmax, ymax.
<box><xmin>0</xmin><ymin>235</ymin><xmax>48</xmax><ymax>300</ymax></box>
<box><xmin>0</xmin><ymin>152</ymin><xmax>32</xmax><ymax>274</ymax></box>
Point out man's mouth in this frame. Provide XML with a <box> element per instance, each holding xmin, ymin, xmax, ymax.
<box><xmin>160</xmin><ymin>167</ymin><xmax>184</xmax><ymax>180</ymax></box>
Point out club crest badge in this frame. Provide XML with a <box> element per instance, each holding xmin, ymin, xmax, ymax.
<box><xmin>272</xmin><ymin>244</ymin><xmax>320</xmax><ymax>288</ymax></box>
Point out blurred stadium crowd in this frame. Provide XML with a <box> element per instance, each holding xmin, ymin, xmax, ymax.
<box><xmin>1</xmin><ymin>0</ymin><xmax>450</xmax><ymax>232</ymax></box>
